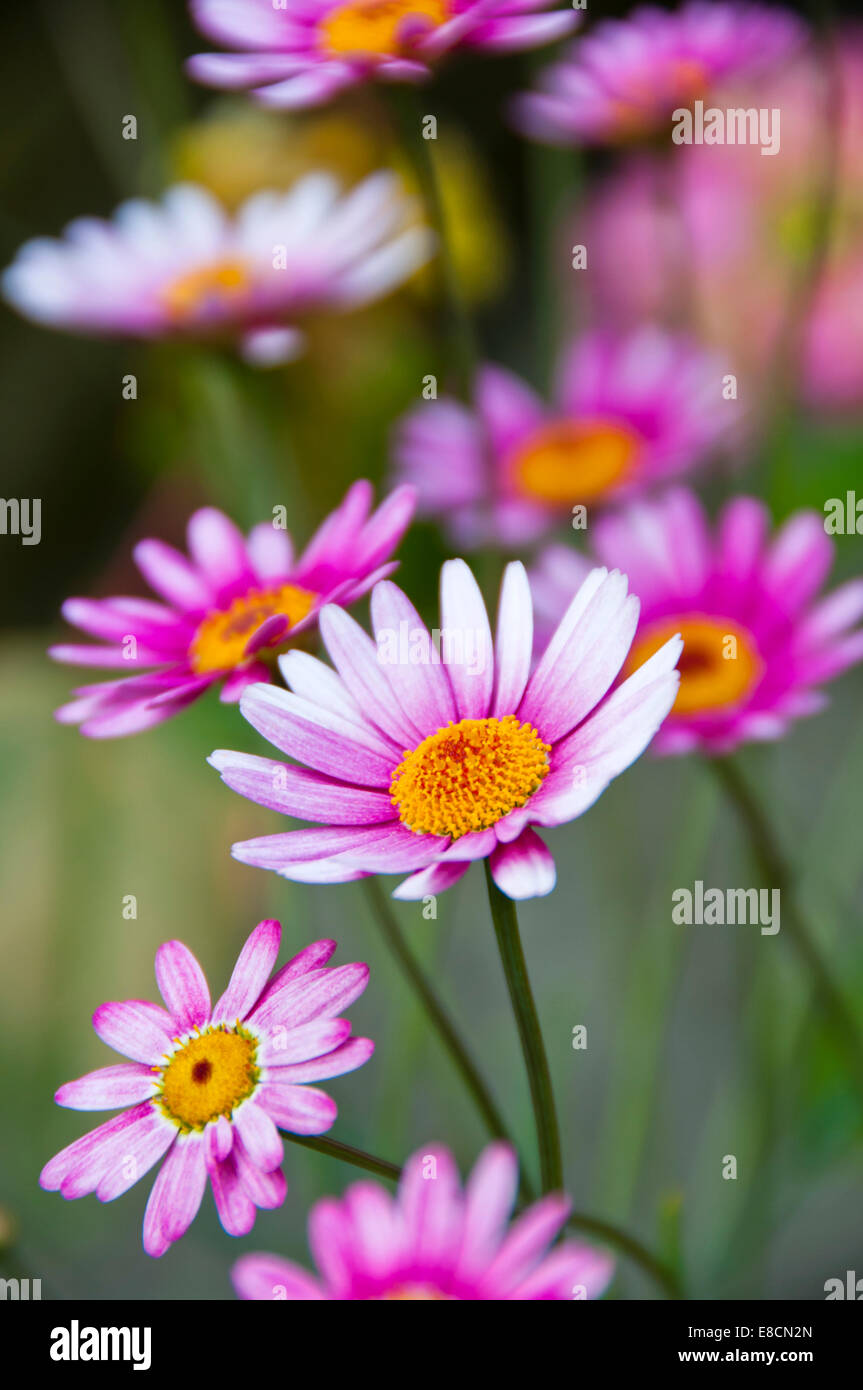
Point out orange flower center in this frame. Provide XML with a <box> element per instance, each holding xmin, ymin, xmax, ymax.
<box><xmin>380</xmin><ymin>1284</ymin><xmax>455</xmax><ymax>1299</ymax></box>
<box><xmin>189</xmin><ymin>583</ymin><xmax>316</xmax><ymax>675</ymax></box>
<box><xmin>390</xmin><ymin>715</ymin><xmax>551</xmax><ymax>839</ymax></box>
<box><xmin>512</xmin><ymin>418</ymin><xmax>641</xmax><ymax>506</ymax></box>
<box><xmin>160</xmin><ymin>259</ymin><xmax>251</xmax><ymax>321</ymax></box>
<box><xmin>321</xmin><ymin>0</ymin><xmax>450</xmax><ymax>58</ymax></box>
<box><xmin>157</xmin><ymin>1027</ymin><xmax>259</xmax><ymax>1132</ymax></box>
<box><xmin>609</xmin><ymin>57</ymin><xmax>710</xmax><ymax>138</ymax></box>
<box><xmin>625</xmin><ymin>615</ymin><xmax>762</xmax><ymax>716</ymax></box>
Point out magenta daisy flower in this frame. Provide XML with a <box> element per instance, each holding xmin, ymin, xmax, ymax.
<box><xmin>530</xmin><ymin>489</ymin><xmax>863</xmax><ymax>756</ymax></box>
<box><xmin>187</xmin><ymin>0</ymin><xmax>580</xmax><ymax>111</ymax></box>
<box><xmin>50</xmin><ymin>481</ymin><xmax>415</xmax><ymax>738</ymax></box>
<box><xmin>2</xmin><ymin>174</ymin><xmax>432</xmax><ymax>364</ymax></box>
<box><xmin>232</xmin><ymin>1140</ymin><xmax>613</xmax><ymax>1299</ymax></box>
<box><xmin>512</xmin><ymin>1</ymin><xmax>806</xmax><ymax>146</ymax></box>
<box><xmin>209</xmin><ymin>558</ymin><xmax>682</xmax><ymax>900</ymax></box>
<box><xmin>40</xmin><ymin>920</ymin><xmax>373</xmax><ymax>1257</ymax></box>
<box><xmin>392</xmin><ymin>328</ymin><xmax>736</xmax><ymax>548</ymax></box>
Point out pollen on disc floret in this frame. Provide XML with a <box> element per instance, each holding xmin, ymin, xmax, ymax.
<box><xmin>390</xmin><ymin>714</ymin><xmax>551</xmax><ymax>839</ymax></box>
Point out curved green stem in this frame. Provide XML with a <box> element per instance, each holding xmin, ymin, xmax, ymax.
<box><xmin>388</xmin><ymin>86</ymin><xmax>479</xmax><ymax>402</ymax></box>
<box><xmin>711</xmin><ymin>755</ymin><xmax>863</xmax><ymax>1101</ymax></box>
<box><xmin>563</xmin><ymin>1211</ymin><xmax>683</xmax><ymax>1301</ymax></box>
<box><xmin>284</xmin><ymin>1132</ymin><xmax>401</xmax><ymax>1184</ymax></box>
<box><xmin>364</xmin><ymin>878</ymin><xmax>520</xmax><ymax>1169</ymax></box>
<box><xmin>484</xmin><ymin>863</ymin><xmax>563</xmax><ymax>1194</ymax></box>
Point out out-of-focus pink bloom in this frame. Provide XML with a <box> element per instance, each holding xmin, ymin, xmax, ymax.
<box><xmin>41</xmin><ymin>920</ymin><xmax>373</xmax><ymax>1257</ymax></box>
<box><xmin>581</xmin><ymin>36</ymin><xmax>863</xmax><ymax>412</ymax></box>
<box><xmin>513</xmin><ymin>1</ymin><xmax>805</xmax><ymax>145</ymax></box>
<box><xmin>392</xmin><ymin>328</ymin><xmax>738</xmax><ymax>548</ymax></box>
<box><xmin>51</xmin><ymin>482</ymin><xmax>415</xmax><ymax>738</ymax></box>
<box><xmin>187</xmin><ymin>0</ymin><xmax>580</xmax><ymax>110</ymax></box>
<box><xmin>2</xmin><ymin>175</ymin><xmax>433</xmax><ymax>364</ymax></box>
<box><xmin>210</xmin><ymin>558</ymin><xmax>681</xmax><ymax>900</ymax></box>
<box><xmin>530</xmin><ymin>489</ymin><xmax>863</xmax><ymax>756</ymax></box>
<box><xmin>233</xmin><ymin>1141</ymin><xmax>613</xmax><ymax>1299</ymax></box>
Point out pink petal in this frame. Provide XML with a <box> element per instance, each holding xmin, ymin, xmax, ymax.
<box><xmin>262</xmin><ymin>1036</ymin><xmax>374</xmax><ymax>1084</ymax></box>
<box><xmin>212</xmin><ymin>918</ymin><xmax>281</xmax><ymax>1024</ymax></box>
<box><xmin>92</xmin><ymin>1000</ymin><xmax>176</xmax><ymax>1064</ymax></box>
<box><xmin>210</xmin><ymin>1153</ymin><xmax>257</xmax><ymax>1237</ymax></box>
<box><xmin>439</xmin><ymin>559</ymin><xmax>494</xmax><ymax>718</ymax></box>
<box><xmin>489</xmin><ymin>828</ymin><xmax>556</xmax><ymax>900</ymax></box>
<box><xmin>186</xmin><ymin>507</ymin><xmax>251</xmax><ymax>597</ymax></box>
<box><xmin>234</xmin><ymin>1099</ymin><xmax>284</xmax><ymax>1172</ymax></box>
<box><xmin>491</xmin><ymin>562</ymin><xmax>534</xmax><ymax>717</ymax></box>
<box><xmin>256</xmin><ymin>1016</ymin><xmax>352</xmax><ymax>1068</ymax></box>
<box><xmin>133</xmin><ymin>538</ymin><xmax>212</xmax><ymax>612</ymax></box>
<box><xmin>391</xmin><ymin>858</ymin><xmax>470</xmax><ymax>899</ymax></box>
<box><xmin>257</xmin><ymin>1084</ymin><xmax>338</xmax><ymax>1135</ymax></box>
<box><xmin>370</xmin><ymin>580</ymin><xmax>458</xmax><ymax>731</ymax></box>
<box><xmin>248</xmin><ymin>962</ymin><xmax>369</xmax><ymax>1034</ymax></box>
<box><xmin>55</xmin><ymin>1063</ymin><xmax>156</xmax><ymax>1111</ymax></box>
<box><xmin>142</xmin><ymin>1133</ymin><xmax>207</xmax><ymax>1257</ymax></box>
<box><xmin>232</xmin><ymin>1252</ymin><xmax>325</xmax><ymax>1301</ymax></box>
<box><xmin>154</xmin><ymin>940</ymin><xmax>211</xmax><ymax>1032</ymax></box>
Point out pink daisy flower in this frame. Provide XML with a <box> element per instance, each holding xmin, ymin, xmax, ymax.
<box><xmin>392</xmin><ymin>328</ymin><xmax>737</xmax><ymax>548</ymax></box>
<box><xmin>209</xmin><ymin>558</ymin><xmax>682</xmax><ymax>900</ymax></box>
<box><xmin>2</xmin><ymin>174</ymin><xmax>433</xmax><ymax>365</ymax></box>
<box><xmin>512</xmin><ymin>1</ymin><xmax>806</xmax><ymax>146</ymax></box>
<box><xmin>232</xmin><ymin>1140</ymin><xmax>613</xmax><ymax>1299</ymax></box>
<box><xmin>580</xmin><ymin>34</ymin><xmax>863</xmax><ymax>413</ymax></box>
<box><xmin>530</xmin><ymin>489</ymin><xmax>863</xmax><ymax>756</ymax></box>
<box><xmin>187</xmin><ymin>0</ymin><xmax>581</xmax><ymax>111</ymax></box>
<box><xmin>50</xmin><ymin>481</ymin><xmax>415</xmax><ymax>739</ymax></box>
<box><xmin>40</xmin><ymin>920</ymin><xmax>374</xmax><ymax>1258</ymax></box>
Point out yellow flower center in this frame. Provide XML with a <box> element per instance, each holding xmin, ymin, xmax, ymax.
<box><xmin>390</xmin><ymin>715</ymin><xmax>551</xmax><ymax>839</ymax></box>
<box><xmin>380</xmin><ymin>1285</ymin><xmax>454</xmax><ymax>1299</ymax></box>
<box><xmin>625</xmin><ymin>615</ymin><xmax>762</xmax><ymax>716</ymax></box>
<box><xmin>189</xmin><ymin>583</ymin><xmax>316</xmax><ymax>675</ymax></box>
<box><xmin>157</xmin><ymin>1027</ymin><xmax>259</xmax><ymax>1131</ymax></box>
<box><xmin>160</xmin><ymin>259</ymin><xmax>251</xmax><ymax>321</ymax></box>
<box><xmin>321</xmin><ymin>0</ymin><xmax>450</xmax><ymax>58</ymax></box>
<box><xmin>512</xmin><ymin>419</ymin><xmax>641</xmax><ymax>506</ymax></box>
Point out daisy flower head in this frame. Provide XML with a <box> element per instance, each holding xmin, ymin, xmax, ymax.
<box><xmin>530</xmin><ymin>489</ymin><xmax>863</xmax><ymax>756</ymax></box>
<box><xmin>232</xmin><ymin>1140</ymin><xmax>613</xmax><ymax>1299</ymax></box>
<box><xmin>2</xmin><ymin>173</ymin><xmax>433</xmax><ymax>365</ymax></box>
<box><xmin>187</xmin><ymin>0</ymin><xmax>581</xmax><ymax>111</ymax></box>
<box><xmin>209</xmin><ymin>558</ymin><xmax>682</xmax><ymax>900</ymax></box>
<box><xmin>392</xmin><ymin>327</ymin><xmax>737</xmax><ymax>549</ymax></box>
<box><xmin>581</xmin><ymin>33</ymin><xmax>863</xmax><ymax>413</ymax></box>
<box><xmin>51</xmin><ymin>480</ymin><xmax>416</xmax><ymax>738</ymax></box>
<box><xmin>512</xmin><ymin>1</ymin><xmax>806</xmax><ymax>147</ymax></box>
<box><xmin>40</xmin><ymin>920</ymin><xmax>374</xmax><ymax>1257</ymax></box>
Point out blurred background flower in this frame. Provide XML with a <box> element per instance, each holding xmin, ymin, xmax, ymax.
<box><xmin>1</xmin><ymin>0</ymin><xmax>862</xmax><ymax>1303</ymax></box>
<box><xmin>392</xmin><ymin>327</ymin><xmax>739</xmax><ymax>547</ymax></box>
<box><xmin>50</xmin><ymin>482</ymin><xmax>415</xmax><ymax>737</ymax></box>
<box><xmin>512</xmin><ymin>0</ymin><xmax>807</xmax><ymax>146</ymax></box>
<box><xmin>232</xmin><ymin>1140</ymin><xmax>614</xmax><ymax>1300</ymax></box>
<box><xmin>580</xmin><ymin>33</ymin><xmax>863</xmax><ymax>417</ymax></box>
<box><xmin>2</xmin><ymin>172</ymin><xmax>434</xmax><ymax>365</ymax></box>
<box><xmin>530</xmin><ymin>489</ymin><xmax>863</xmax><ymax>754</ymax></box>
<box><xmin>186</xmin><ymin>0</ymin><xmax>580</xmax><ymax>110</ymax></box>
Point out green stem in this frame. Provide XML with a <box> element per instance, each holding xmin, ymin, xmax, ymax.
<box><xmin>284</xmin><ymin>1133</ymin><xmax>401</xmax><ymax>1184</ymax></box>
<box><xmin>711</xmin><ymin>755</ymin><xmax>863</xmax><ymax>1100</ymax></box>
<box><xmin>364</xmin><ymin>878</ymin><xmax>520</xmax><ymax>1167</ymax></box>
<box><xmin>484</xmin><ymin>863</ymin><xmax>563</xmax><ymax>1194</ymax></box>
<box><xmin>389</xmin><ymin>87</ymin><xmax>479</xmax><ymax>402</ymax></box>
